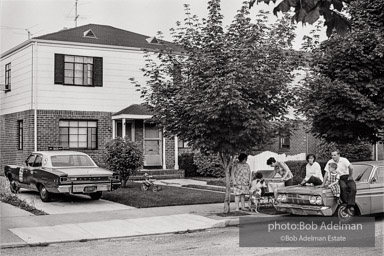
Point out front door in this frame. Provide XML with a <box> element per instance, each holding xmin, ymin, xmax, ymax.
<box><xmin>143</xmin><ymin>123</ymin><xmax>162</xmax><ymax>166</ymax></box>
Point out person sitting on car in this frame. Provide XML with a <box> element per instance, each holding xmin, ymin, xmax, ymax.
<box><xmin>300</xmin><ymin>154</ymin><xmax>323</xmax><ymax>186</ymax></box>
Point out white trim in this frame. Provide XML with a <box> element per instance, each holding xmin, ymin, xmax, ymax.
<box><xmin>112</xmin><ymin>120</ymin><xmax>116</xmax><ymax>139</ymax></box>
<box><xmin>122</xmin><ymin>118</ymin><xmax>126</xmax><ymax>138</ymax></box>
<box><xmin>131</xmin><ymin>121</ymin><xmax>135</xmax><ymax>141</ymax></box>
<box><xmin>162</xmin><ymin>128</ymin><xmax>166</xmax><ymax>169</ymax></box>
<box><xmin>112</xmin><ymin>114</ymin><xmax>152</xmax><ymax>120</ymax></box>
<box><xmin>33</xmin><ymin>42</ymin><xmax>38</xmax><ymax>151</ymax></box>
<box><xmin>174</xmin><ymin>136</ymin><xmax>179</xmax><ymax>170</ymax></box>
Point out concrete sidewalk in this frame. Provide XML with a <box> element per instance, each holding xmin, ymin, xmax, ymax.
<box><xmin>1</xmin><ymin>201</ymin><xmax>276</xmax><ymax>249</ymax></box>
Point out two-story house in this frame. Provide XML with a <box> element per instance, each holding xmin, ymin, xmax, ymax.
<box><xmin>0</xmin><ymin>24</ymin><xmax>183</xmax><ymax>172</ymax></box>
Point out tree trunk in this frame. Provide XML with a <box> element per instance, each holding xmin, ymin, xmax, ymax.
<box><xmin>220</xmin><ymin>153</ymin><xmax>234</xmax><ymax>214</ymax></box>
<box><xmin>223</xmin><ymin>164</ymin><xmax>231</xmax><ymax>213</ymax></box>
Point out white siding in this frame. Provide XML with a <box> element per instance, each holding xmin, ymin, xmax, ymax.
<box><xmin>0</xmin><ymin>45</ymin><xmax>33</xmax><ymax>115</ymax></box>
<box><xmin>35</xmin><ymin>43</ymin><xmax>150</xmax><ymax>113</ymax></box>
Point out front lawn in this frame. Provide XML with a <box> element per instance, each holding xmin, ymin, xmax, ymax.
<box><xmin>102</xmin><ymin>181</ymin><xmax>234</xmax><ymax>208</ymax></box>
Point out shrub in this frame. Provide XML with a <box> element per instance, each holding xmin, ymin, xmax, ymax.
<box><xmin>317</xmin><ymin>140</ymin><xmax>372</xmax><ymax>161</ymax></box>
<box><xmin>193</xmin><ymin>152</ymin><xmax>225</xmax><ymax>177</ymax></box>
<box><xmin>103</xmin><ymin>137</ymin><xmax>144</xmax><ymax>187</ymax></box>
<box><xmin>178</xmin><ymin>153</ymin><xmax>198</xmax><ymax>177</ymax></box>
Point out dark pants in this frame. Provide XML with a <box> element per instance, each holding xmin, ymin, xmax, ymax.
<box><xmin>285</xmin><ymin>178</ymin><xmax>293</xmax><ymax>186</ymax></box>
<box><xmin>304</xmin><ymin>176</ymin><xmax>323</xmax><ymax>186</ymax></box>
<box><xmin>339</xmin><ymin>175</ymin><xmax>356</xmax><ymax>207</ymax></box>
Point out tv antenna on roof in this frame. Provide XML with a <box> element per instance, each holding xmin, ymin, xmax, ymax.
<box><xmin>75</xmin><ymin>0</ymin><xmax>79</xmax><ymax>27</ymax></box>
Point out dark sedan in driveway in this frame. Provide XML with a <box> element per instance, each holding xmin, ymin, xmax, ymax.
<box><xmin>274</xmin><ymin>161</ymin><xmax>384</xmax><ymax>221</ymax></box>
<box><xmin>4</xmin><ymin>151</ymin><xmax>121</xmax><ymax>202</ymax></box>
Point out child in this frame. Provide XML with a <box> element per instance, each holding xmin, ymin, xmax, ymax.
<box><xmin>249</xmin><ymin>172</ymin><xmax>267</xmax><ymax>213</ymax></box>
<box><xmin>322</xmin><ymin>162</ymin><xmax>341</xmax><ymax>203</ymax></box>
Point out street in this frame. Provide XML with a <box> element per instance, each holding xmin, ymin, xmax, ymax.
<box><xmin>2</xmin><ymin>216</ymin><xmax>383</xmax><ymax>256</ymax></box>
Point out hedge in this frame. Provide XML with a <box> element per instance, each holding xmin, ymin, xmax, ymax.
<box><xmin>178</xmin><ymin>153</ymin><xmax>198</xmax><ymax>177</ymax></box>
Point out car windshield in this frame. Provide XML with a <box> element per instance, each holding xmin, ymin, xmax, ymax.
<box><xmin>353</xmin><ymin>164</ymin><xmax>373</xmax><ymax>182</ymax></box>
<box><xmin>51</xmin><ymin>155</ymin><xmax>96</xmax><ymax>167</ymax></box>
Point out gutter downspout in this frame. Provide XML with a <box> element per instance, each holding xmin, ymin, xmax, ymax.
<box><xmin>33</xmin><ymin>42</ymin><xmax>38</xmax><ymax>151</ymax></box>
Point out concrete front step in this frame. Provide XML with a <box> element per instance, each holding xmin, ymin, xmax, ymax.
<box><xmin>130</xmin><ymin>169</ymin><xmax>185</xmax><ymax>180</ymax></box>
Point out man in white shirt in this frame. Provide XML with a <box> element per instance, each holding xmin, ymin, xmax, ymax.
<box><xmin>324</xmin><ymin>150</ymin><xmax>356</xmax><ymax>215</ymax></box>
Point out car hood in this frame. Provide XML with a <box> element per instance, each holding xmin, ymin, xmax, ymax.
<box><xmin>52</xmin><ymin>167</ymin><xmax>113</xmax><ymax>177</ymax></box>
<box><xmin>277</xmin><ymin>185</ymin><xmax>325</xmax><ymax>195</ymax></box>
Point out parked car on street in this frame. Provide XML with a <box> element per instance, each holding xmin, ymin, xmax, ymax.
<box><xmin>274</xmin><ymin>161</ymin><xmax>384</xmax><ymax>221</ymax></box>
<box><xmin>4</xmin><ymin>151</ymin><xmax>121</xmax><ymax>202</ymax></box>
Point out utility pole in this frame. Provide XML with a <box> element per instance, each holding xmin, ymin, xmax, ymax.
<box><xmin>74</xmin><ymin>0</ymin><xmax>79</xmax><ymax>27</ymax></box>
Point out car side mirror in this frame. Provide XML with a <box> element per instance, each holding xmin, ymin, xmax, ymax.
<box><xmin>371</xmin><ymin>177</ymin><xmax>377</xmax><ymax>183</ymax></box>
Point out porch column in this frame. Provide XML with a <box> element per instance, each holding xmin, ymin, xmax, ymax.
<box><xmin>174</xmin><ymin>135</ymin><xmax>179</xmax><ymax>170</ymax></box>
<box><xmin>122</xmin><ymin>118</ymin><xmax>126</xmax><ymax>139</ymax></box>
<box><xmin>112</xmin><ymin>120</ymin><xmax>116</xmax><ymax>139</ymax></box>
<box><xmin>162</xmin><ymin>128</ymin><xmax>167</xmax><ymax>169</ymax></box>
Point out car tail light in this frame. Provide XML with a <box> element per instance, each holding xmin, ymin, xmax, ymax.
<box><xmin>60</xmin><ymin>177</ymin><xmax>68</xmax><ymax>182</ymax></box>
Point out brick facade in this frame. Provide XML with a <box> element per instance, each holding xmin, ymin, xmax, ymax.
<box><xmin>263</xmin><ymin>121</ymin><xmax>318</xmax><ymax>156</ymax></box>
<box><xmin>36</xmin><ymin>110</ymin><xmax>112</xmax><ymax>165</ymax></box>
<box><xmin>165</xmin><ymin>136</ymin><xmax>175</xmax><ymax>169</ymax></box>
<box><xmin>0</xmin><ymin>110</ymin><xmax>35</xmax><ymax>174</ymax></box>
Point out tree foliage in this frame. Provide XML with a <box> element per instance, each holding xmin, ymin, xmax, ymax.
<box><xmin>133</xmin><ymin>0</ymin><xmax>299</xmax><ymax>212</ymax></box>
<box><xmin>296</xmin><ymin>0</ymin><xmax>384</xmax><ymax>144</ymax></box>
<box><xmin>250</xmin><ymin>0</ymin><xmax>352</xmax><ymax>36</ymax></box>
<box><xmin>103</xmin><ymin>137</ymin><xmax>144</xmax><ymax>187</ymax></box>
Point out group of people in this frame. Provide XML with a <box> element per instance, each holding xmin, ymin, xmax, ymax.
<box><xmin>232</xmin><ymin>150</ymin><xmax>357</xmax><ymax>215</ymax></box>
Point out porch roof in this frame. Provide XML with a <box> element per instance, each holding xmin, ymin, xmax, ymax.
<box><xmin>112</xmin><ymin>104</ymin><xmax>153</xmax><ymax>120</ymax></box>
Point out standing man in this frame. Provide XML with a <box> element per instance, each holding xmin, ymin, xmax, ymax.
<box><xmin>324</xmin><ymin>150</ymin><xmax>356</xmax><ymax>215</ymax></box>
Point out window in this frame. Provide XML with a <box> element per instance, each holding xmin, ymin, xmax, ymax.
<box><xmin>18</xmin><ymin>120</ymin><xmax>23</xmax><ymax>150</ymax></box>
<box><xmin>5</xmin><ymin>63</ymin><xmax>11</xmax><ymax>91</ymax></box>
<box><xmin>59</xmin><ymin>120</ymin><xmax>97</xmax><ymax>149</ymax></box>
<box><xmin>54</xmin><ymin>54</ymin><xmax>103</xmax><ymax>86</ymax></box>
<box><xmin>178</xmin><ymin>139</ymin><xmax>189</xmax><ymax>148</ymax></box>
<box><xmin>64</xmin><ymin>55</ymin><xmax>94</xmax><ymax>85</ymax></box>
<box><xmin>26</xmin><ymin>155</ymin><xmax>36</xmax><ymax>167</ymax></box>
<box><xmin>374</xmin><ymin>167</ymin><xmax>384</xmax><ymax>183</ymax></box>
<box><xmin>279</xmin><ymin>135</ymin><xmax>290</xmax><ymax>149</ymax></box>
<box><xmin>33</xmin><ymin>155</ymin><xmax>43</xmax><ymax>167</ymax></box>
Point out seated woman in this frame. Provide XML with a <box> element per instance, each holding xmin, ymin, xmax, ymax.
<box><xmin>300</xmin><ymin>154</ymin><xmax>323</xmax><ymax>186</ymax></box>
<box><xmin>266</xmin><ymin>157</ymin><xmax>294</xmax><ymax>186</ymax></box>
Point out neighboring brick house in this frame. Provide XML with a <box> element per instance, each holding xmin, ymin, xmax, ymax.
<box><xmin>0</xmin><ymin>24</ymin><xmax>182</xmax><ymax>172</ymax></box>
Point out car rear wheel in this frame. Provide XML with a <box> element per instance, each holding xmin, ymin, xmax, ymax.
<box><xmin>39</xmin><ymin>185</ymin><xmax>52</xmax><ymax>202</ymax></box>
<box><xmin>89</xmin><ymin>191</ymin><xmax>102</xmax><ymax>200</ymax></box>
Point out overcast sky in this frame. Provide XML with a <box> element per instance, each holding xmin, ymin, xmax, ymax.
<box><xmin>0</xmin><ymin>0</ymin><xmax>326</xmax><ymax>53</ymax></box>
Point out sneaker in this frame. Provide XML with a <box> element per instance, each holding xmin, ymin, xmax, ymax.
<box><xmin>346</xmin><ymin>207</ymin><xmax>354</xmax><ymax>216</ymax></box>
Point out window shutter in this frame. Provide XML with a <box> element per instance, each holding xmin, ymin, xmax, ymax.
<box><xmin>54</xmin><ymin>54</ymin><xmax>64</xmax><ymax>84</ymax></box>
<box><xmin>93</xmin><ymin>57</ymin><xmax>103</xmax><ymax>87</ymax></box>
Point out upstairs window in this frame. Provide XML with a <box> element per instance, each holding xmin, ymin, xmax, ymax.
<box><xmin>54</xmin><ymin>54</ymin><xmax>103</xmax><ymax>87</ymax></box>
<box><xmin>279</xmin><ymin>134</ymin><xmax>290</xmax><ymax>150</ymax></box>
<box><xmin>5</xmin><ymin>63</ymin><xmax>11</xmax><ymax>91</ymax></box>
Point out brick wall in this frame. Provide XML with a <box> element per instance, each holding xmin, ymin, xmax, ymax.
<box><xmin>0</xmin><ymin>110</ymin><xmax>35</xmax><ymax>175</ymax></box>
<box><xmin>36</xmin><ymin>110</ymin><xmax>112</xmax><ymax>165</ymax></box>
<box><xmin>262</xmin><ymin>121</ymin><xmax>319</xmax><ymax>156</ymax></box>
<box><xmin>134</xmin><ymin>120</ymin><xmax>144</xmax><ymax>151</ymax></box>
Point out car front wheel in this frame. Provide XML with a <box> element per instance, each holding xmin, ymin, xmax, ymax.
<box><xmin>89</xmin><ymin>191</ymin><xmax>102</xmax><ymax>200</ymax></box>
<box><xmin>335</xmin><ymin>204</ymin><xmax>355</xmax><ymax>223</ymax></box>
<box><xmin>9</xmin><ymin>180</ymin><xmax>20</xmax><ymax>194</ymax></box>
<box><xmin>39</xmin><ymin>185</ymin><xmax>52</xmax><ymax>202</ymax></box>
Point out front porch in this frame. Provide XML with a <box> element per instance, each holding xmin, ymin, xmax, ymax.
<box><xmin>112</xmin><ymin>104</ymin><xmax>180</xmax><ymax>170</ymax></box>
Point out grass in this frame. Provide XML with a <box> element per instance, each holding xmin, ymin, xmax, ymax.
<box><xmin>102</xmin><ymin>181</ymin><xmax>235</xmax><ymax>208</ymax></box>
<box><xmin>0</xmin><ymin>176</ymin><xmax>47</xmax><ymax>215</ymax></box>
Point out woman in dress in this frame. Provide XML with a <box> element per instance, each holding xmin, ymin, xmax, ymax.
<box><xmin>232</xmin><ymin>153</ymin><xmax>252</xmax><ymax>211</ymax></box>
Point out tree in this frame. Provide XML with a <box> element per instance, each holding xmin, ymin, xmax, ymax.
<box><xmin>103</xmin><ymin>137</ymin><xmax>144</xmax><ymax>187</ymax></box>
<box><xmin>132</xmin><ymin>0</ymin><xmax>299</xmax><ymax>213</ymax></box>
<box><xmin>295</xmin><ymin>0</ymin><xmax>384</xmax><ymax>144</ymax></box>
<box><xmin>249</xmin><ymin>0</ymin><xmax>352</xmax><ymax>36</ymax></box>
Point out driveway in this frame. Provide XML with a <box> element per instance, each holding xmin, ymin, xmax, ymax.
<box><xmin>15</xmin><ymin>189</ymin><xmax>135</xmax><ymax>215</ymax></box>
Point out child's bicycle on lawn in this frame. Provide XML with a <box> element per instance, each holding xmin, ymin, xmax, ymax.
<box><xmin>140</xmin><ymin>173</ymin><xmax>160</xmax><ymax>192</ymax></box>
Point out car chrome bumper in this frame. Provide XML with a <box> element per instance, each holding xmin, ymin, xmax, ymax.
<box><xmin>274</xmin><ymin>203</ymin><xmax>333</xmax><ymax>216</ymax></box>
<box><xmin>56</xmin><ymin>182</ymin><xmax>121</xmax><ymax>194</ymax></box>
